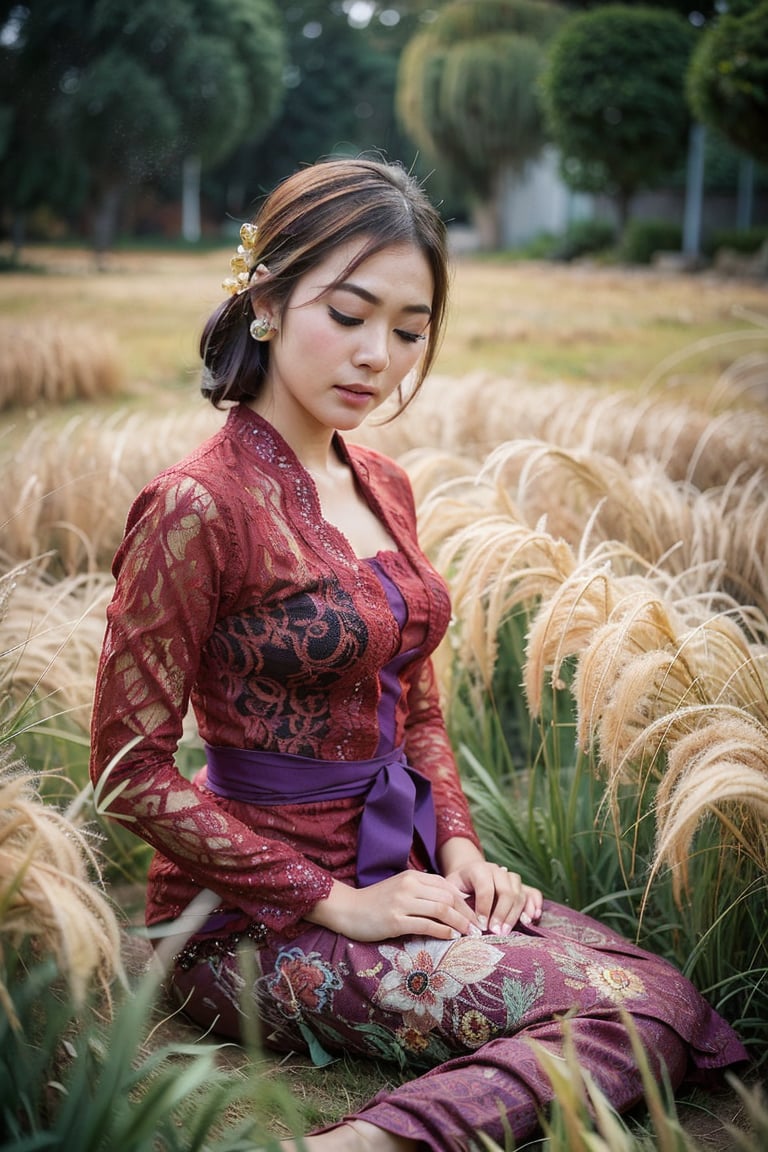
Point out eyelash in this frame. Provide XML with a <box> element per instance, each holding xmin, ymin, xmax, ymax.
<box><xmin>328</xmin><ymin>306</ymin><xmax>427</xmax><ymax>344</ymax></box>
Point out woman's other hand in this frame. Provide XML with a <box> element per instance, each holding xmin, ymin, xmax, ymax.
<box><xmin>439</xmin><ymin>837</ymin><xmax>543</xmax><ymax>935</ymax></box>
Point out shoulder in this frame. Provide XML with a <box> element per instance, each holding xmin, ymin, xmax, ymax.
<box><xmin>118</xmin><ymin>416</ymin><xmax>262</xmax><ymax>574</ymax></box>
<box><xmin>126</xmin><ymin>430</ymin><xmax>231</xmax><ymax>528</ymax></box>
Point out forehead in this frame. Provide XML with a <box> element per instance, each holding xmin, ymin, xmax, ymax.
<box><xmin>297</xmin><ymin>238</ymin><xmax>434</xmax><ymax>304</ymax></box>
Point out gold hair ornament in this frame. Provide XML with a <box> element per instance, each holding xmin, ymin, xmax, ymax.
<box><xmin>222</xmin><ymin>222</ymin><xmax>261</xmax><ymax>295</ymax></box>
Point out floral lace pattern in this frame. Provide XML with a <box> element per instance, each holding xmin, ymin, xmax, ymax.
<box><xmin>90</xmin><ymin>405</ymin><xmax>479</xmax><ymax>936</ymax></box>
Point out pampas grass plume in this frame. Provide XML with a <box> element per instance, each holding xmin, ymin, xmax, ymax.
<box><xmin>0</xmin><ymin>761</ymin><xmax>124</xmax><ymax>1022</ymax></box>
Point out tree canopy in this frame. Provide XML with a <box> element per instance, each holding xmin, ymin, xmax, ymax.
<box><xmin>205</xmin><ymin>0</ymin><xmax>446</xmax><ymax>222</ymax></box>
<box><xmin>687</xmin><ymin>1</ymin><xmax>768</xmax><ymax>165</ymax></box>
<box><xmin>0</xmin><ymin>0</ymin><xmax>285</xmax><ymax>247</ymax></box>
<box><xmin>541</xmin><ymin>3</ymin><xmax>694</xmax><ymax>229</ymax></box>
<box><xmin>396</xmin><ymin>0</ymin><xmax>568</xmax><ymax>243</ymax></box>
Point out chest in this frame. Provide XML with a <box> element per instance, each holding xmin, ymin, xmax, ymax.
<box><xmin>307</xmin><ymin>465</ymin><xmax>397</xmax><ymax>560</ymax></box>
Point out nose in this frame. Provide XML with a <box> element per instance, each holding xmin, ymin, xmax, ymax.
<box><xmin>353</xmin><ymin>325</ymin><xmax>390</xmax><ymax>372</ymax></box>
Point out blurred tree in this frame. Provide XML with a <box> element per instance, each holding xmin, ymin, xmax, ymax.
<box><xmin>396</xmin><ymin>0</ymin><xmax>568</xmax><ymax>248</ymax></box>
<box><xmin>0</xmin><ymin>1</ymin><xmax>89</xmax><ymax>254</ymax></box>
<box><xmin>567</xmin><ymin>0</ymin><xmax>719</xmax><ymax>14</ymax></box>
<box><xmin>686</xmin><ymin>0</ymin><xmax>768</xmax><ymax>165</ymax></box>
<box><xmin>204</xmin><ymin>1</ymin><xmax>453</xmax><ymax>225</ymax></box>
<box><xmin>0</xmin><ymin>0</ymin><xmax>285</xmax><ymax>254</ymax></box>
<box><xmin>541</xmin><ymin>4</ymin><xmax>694</xmax><ymax>233</ymax></box>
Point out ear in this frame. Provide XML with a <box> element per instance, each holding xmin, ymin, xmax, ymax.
<box><xmin>248</xmin><ymin>263</ymin><xmax>275</xmax><ymax>323</ymax></box>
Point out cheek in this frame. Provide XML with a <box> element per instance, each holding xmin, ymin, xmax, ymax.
<box><xmin>395</xmin><ymin>340</ymin><xmax>426</xmax><ymax>377</ymax></box>
<box><xmin>291</xmin><ymin>311</ymin><xmax>342</xmax><ymax>356</ymax></box>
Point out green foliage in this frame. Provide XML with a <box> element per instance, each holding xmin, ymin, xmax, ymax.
<box><xmin>686</xmin><ymin>2</ymin><xmax>768</xmax><ymax>165</ymax></box>
<box><xmin>0</xmin><ymin>0</ymin><xmax>286</xmax><ymax>244</ymax></box>
<box><xmin>448</xmin><ymin>614</ymin><xmax>646</xmax><ymax>924</ymax></box>
<box><xmin>541</xmin><ymin>4</ymin><xmax>694</xmax><ymax>226</ymax></box>
<box><xmin>549</xmin><ymin>217</ymin><xmax>616</xmax><ymax>261</ymax></box>
<box><xmin>397</xmin><ymin>0</ymin><xmax>568</xmax><ymax>199</ymax></box>
<box><xmin>0</xmin><ymin>945</ymin><xmax>299</xmax><ymax>1150</ymax></box>
<box><xmin>205</xmin><ymin>0</ymin><xmax>443</xmax><ymax>220</ymax></box>
<box><xmin>619</xmin><ymin>218</ymin><xmax>683</xmax><ymax>264</ymax></box>
<box><xmin>15</xmin><ymin>719</ymin><xmax>153</xmax><ymax>887</ymax></box>
<box><xmin>705</xmin><ymin>225</ymin><xmax>768</xmax><ymax>257</ymax></box>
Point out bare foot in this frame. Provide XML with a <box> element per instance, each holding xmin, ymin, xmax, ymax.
<box><xmin>277</xmin><ymin>1119</ymin><xmax>419</xmax><ymax>1151</ymax></box>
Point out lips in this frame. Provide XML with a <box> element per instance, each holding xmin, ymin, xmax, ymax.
<box><xmin>335</xmin><ymin>384</ymin><xmax>375</xmax><ymax>403</ymax></box>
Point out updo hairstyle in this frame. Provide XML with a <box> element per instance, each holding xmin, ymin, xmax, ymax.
<box><xmin>200</xmin><ymin>158</ymin><xmax>449</xmax><ymax>411</ymax></box>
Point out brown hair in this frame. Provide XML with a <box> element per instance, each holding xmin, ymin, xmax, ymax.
<box><xmin>200</xmin><ymin>158</ymin><xmax>449</xmax><ymax>413</ymax></box>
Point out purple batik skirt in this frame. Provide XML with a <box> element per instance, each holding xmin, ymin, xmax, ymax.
<box><xmin>169</xmin><ymin>900</ymin><xmax>748</xmax><ymax>1151</ymax></box>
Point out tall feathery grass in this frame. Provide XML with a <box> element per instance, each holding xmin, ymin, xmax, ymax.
<box><xmin>0</xmin><ymin>562</ymin><xmax>153</xmax><ymax>884</ymax></box>
<box><xmin>0</xmin><ymin>319</ymin><xmax>124</xmax><ymax>410</ymax></box>
<box><xmin>0</xmin><ymin>756</ymin><xmax>123</xmax><ymax>1020</ymax></box>
<box><xmin>408</xmin><ymin>384</ymin><xmax>768</xmax><ymax>1065</ymax></box>
<box><xmin>1</xmin><ymin>285</ymin><xmax>767</xmax><ymax>1144</ymax></box>
<box><xmin>0</xmin><ymin>568</ymin><xmax>324</xmax><ymax>1150</ymax></box>
<box><xmin>0</xmin><ymin>407</ymin><xmax>221</xmax><ymax>575</ymax></box>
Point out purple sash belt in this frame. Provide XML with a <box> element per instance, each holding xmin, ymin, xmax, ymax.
<box><xmin>204</xmin><ymin>743</ymin><xmax>439</xmax><ymax>887</ymax></box>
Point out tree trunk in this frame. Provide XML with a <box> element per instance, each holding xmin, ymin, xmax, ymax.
<box><xmin>10</xmin><ymin>209</ymin><xmax>25</xmax><ymax>263</ymax></box>
<box><xmin>737</xmin><ymin>155</ymin><xmax>754</xmax><ymax>230</ymax></box>
<box><xmin>615</xmin><ymin>188</ymin><xmax>632</xmax><ymax>238</ymax></box>
<box><xmin>91</xmin><ymin>184</ymin><xmax>122</xmax><ymax>268</ymax></box>
<box><xmin>471</xmin><ymin>172</ymin><xmax>504</xmax><ymax>251</ymax></box>
<box><xmin>182</xmin><ymin>154</ymin><xmax>202</xmax><ymax>243</ymax></box>
<box><xmin>683</xmin><ymin>122</ymin><xmax>705</xmax><ymax>258</ymax></box>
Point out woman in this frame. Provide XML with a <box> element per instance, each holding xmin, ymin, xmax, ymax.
<box><xmin>90</xmin><ymin>158</ymin><xmax>747</xmax><ymax>1152</ymax></box>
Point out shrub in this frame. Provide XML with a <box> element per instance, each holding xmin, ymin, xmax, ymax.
<box><xmin>620</xmin><ymin>218</ymin><xmax>682</xmax><ymax>264</ymax></box>
<box><xmin>550</xmin><ymin>217</ymin><xmax>616</xmax><ymax>261</ymax></box>
<box><xmin>705</xmin><ymin>225</ymin><xmax>768</xmax><ymax>257</ymax></box>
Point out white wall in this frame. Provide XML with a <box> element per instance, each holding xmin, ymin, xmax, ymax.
<box><xmin>500</xmin><ymin>146</ymin><xmax>593</xmax><ymax>246</ymax></box>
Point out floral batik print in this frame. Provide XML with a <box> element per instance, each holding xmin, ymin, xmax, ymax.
<box><xmin>171</xmin><ymin>901</ymin><xmax>748</xmax><ymax>1151</ymax></box>
<box><xmin>267</xmin><ymin>946</ymin><xmax>344</xmax><ymax>1019</ymax></box>
<box><xmin>376</xmin><ymin>937</ymin><xmax>504</xmax><ymax>1032</ymax></box>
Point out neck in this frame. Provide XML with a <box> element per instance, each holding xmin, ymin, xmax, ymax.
<box><xmin>246</xmin><ymin>398</ymin><xmax>340</xmax><ymax>476</ymax></box>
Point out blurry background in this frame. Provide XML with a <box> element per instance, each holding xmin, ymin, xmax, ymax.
<box><xmin>2</xmin><ymin>4</ymin><xmax>768</xmax><ymax>1149</ymax></box>
<box><xmin>1</xmin><ymin>0</ymin><xmax>766</xmax><ymax>264</ymax></box>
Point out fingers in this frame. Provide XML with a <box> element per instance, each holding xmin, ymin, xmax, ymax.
<box><xmin>484</xmin><ymin>866</ymin><xmax>523</xmax><ymax>934</ymax></box>
<box><xmin>452</xmin><ymin>861</ymin><xmax>544</xmax><ymax>935</ymax></box>
<box><xmin>522</xmin><ymin>884</ymin><xmax>544</xmax><ymax>925</ymax></box>
<box><xmin>326</xmin><ymin>870</ymin><xmax>544</xmax><ymax>944</ymax></box>
<box><xmin>371</xmin><ymin>871</ymin><xmax>481</xmax><ymax>941</ymax></box>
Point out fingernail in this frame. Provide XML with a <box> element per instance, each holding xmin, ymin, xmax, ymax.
<box><xmin>468</xmin><ymin>923</ymin><xmax>483</xmax><ymax>937</ymax></box>
<box><xmin>490</xmin><ymin>921</ymin><xmax>502</xmax><ymax>934</ymax></box>
<box><xmin>478</xmin><ymin>915</ymin><xmax>488</xmax><ymax>931</ymax></box>
<box><xmin>501</xmin><ymin>922</ymin><xmax>514</xmax><ymax>934</ymax></box>
<box><xmin>520</xmin><ymin>913</ymin><xmax>531</xmax><ymax>926</ymax></box>
<box><xmin>449</xmin><ymin>928</ymin><xmax>461</xmax><ymax>940</ymax></box>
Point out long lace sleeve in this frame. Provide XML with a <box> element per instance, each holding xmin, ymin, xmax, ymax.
<box><xmin>89</xmin><ymin>472</ymin><xmax>333</xmax><ymax>932</ymax></box>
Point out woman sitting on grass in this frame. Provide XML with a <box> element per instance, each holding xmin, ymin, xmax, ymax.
<box><xmin>90</xmin><ymin>157</ymin><xmax>748</xmax><ymax>1152</ymax></box>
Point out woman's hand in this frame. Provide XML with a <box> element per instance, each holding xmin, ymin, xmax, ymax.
<box><xmin>439</xmin><ymin>837</ymin><xmax>543</xmax><ymax>935</ymax></box>
<box><xmin>306</xmin><ymin>871</ymin><xmax>483</xmax><ymax>942</ymax></box>
<box><xmin>444</xmin><ymin>858</ymin><xmax>543</xmax><ymax>935</ymax></box>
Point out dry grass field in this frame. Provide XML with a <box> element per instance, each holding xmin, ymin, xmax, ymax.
<box><xmin>1</xmin><ymin>245</ymin><xmax>767</xmax><ymax>1149</ymax></box>
<box><xmin>2</xmin><ymin>243</ymin><xmax>767</xmax><ymax>401</ymax></box>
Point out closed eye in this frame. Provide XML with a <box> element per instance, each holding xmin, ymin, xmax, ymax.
<box><xmin>329</xmin><ymin>306</ymin><xmax>362</xmax><ymax>327</ymax></box>
<box><xmin>329</xmin><ymin>306</ymin><xmax>426</xmax><ymax>344</ymax></box>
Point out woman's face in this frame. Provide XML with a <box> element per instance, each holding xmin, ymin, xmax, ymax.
<box><xmin>257</xmin><ymin>239</ymin><xmax>434</xmax><ymax>437</ymax></box>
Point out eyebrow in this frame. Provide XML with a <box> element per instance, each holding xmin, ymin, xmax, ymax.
<box><xmin>335</xmin><ymin>281</ymin><xmax>432</xmax><ymax>317</ymax></box>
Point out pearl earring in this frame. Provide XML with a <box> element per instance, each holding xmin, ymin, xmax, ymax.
<box><xmin>249</xmin><ymin>316</ymin><xmax>277</xmax><ymax>342</ymax></box>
